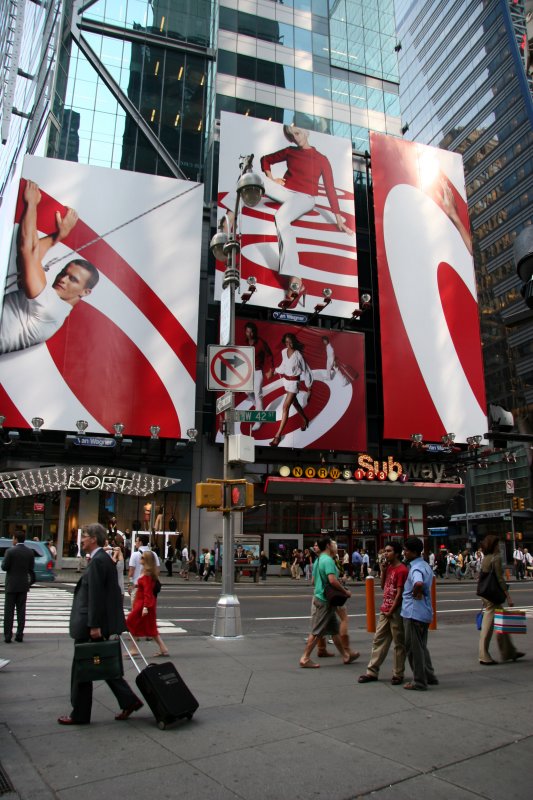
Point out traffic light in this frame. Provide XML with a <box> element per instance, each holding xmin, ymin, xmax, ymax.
<box><xmin>195</xmin><ymin>482</ymin><xmax>223</xmax><ymax>509</ymax></box>
<box><xmin>518</xmin><ymin>497</ymin><xmax>525</xmax><ymax>511</ymax></box>
<box><xmin>512</xmin><ymin>497</ymin><xmax>519</xmax><ymax>511</ymax></box>
<box><xmin>225</xmin><ymin>480</ymin><xmax>254</xmax><ymax>510</ymax></box>
<box><xmin>516</xmin><ymin>531</ymin><xmax>523</xmax><ymax>541</ymax></box>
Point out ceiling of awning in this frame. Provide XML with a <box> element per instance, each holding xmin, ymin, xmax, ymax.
<box><xmin>263</xmin><ymin>477</ymin><xmax>464</xmax><ymax>503</ymax></box>
<box><xmin>0</xmin><ymin>465</ymin><xmax>180</xmax><ymax>498</ymax></box>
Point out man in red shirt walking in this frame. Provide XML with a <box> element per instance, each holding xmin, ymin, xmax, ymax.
<box><xmin>358</xmin><ymin>540</ymin><xmax>409</xmax><ymax>685</ymax></box>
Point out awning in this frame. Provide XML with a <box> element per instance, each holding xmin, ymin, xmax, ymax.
<box><xmin>450</xmin><ymin>508</ymin><xmax>510</xmax><ymax>522</ymax></box>
<box><xmin>263</xmin><ymin>477</ymin><xmax>463</xmax><ymax>503</ymax></box>
<box><xmin>0</xmin><ymin>465</ymin><xmax>180</xmax><ymax>498</ymax></box>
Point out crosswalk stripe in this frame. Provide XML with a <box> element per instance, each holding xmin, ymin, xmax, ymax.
<box><xmin>9</xmin><ymin>587</ymin><xmax>187</xmax><ymax>635</ymax></box>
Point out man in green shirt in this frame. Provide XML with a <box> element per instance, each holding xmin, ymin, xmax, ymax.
<box><xmin>300</xmin><ymin>536</ymin><xmax>358</xmax><ymax>668</ymax></box>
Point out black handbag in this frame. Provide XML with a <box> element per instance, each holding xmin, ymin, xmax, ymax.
<box><xmin>73</xmin><ymin>638</ymin><xmax>124</xmax><ymax>682</ymax></box>
<box><xmin>476</xmin><ymin>564</ymin><xmax>506</xmax><ymax>605</ymax></box>
<box><xmin>321</xmin><ymin>567</ymin><xmax>348</xmax><ymax>606</ymax></box>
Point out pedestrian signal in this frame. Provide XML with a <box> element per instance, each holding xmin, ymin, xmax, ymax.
<box><xmin>196</xmin><ymin>482</ymin><xmax>223</xmax><ymax>509</ymax></box>
<box><xmin>225</xmin><ymin>480</ymin><xmax>254</xmax><ymax>510</ymax></box>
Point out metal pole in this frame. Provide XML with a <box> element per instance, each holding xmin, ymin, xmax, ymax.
<box><xmin>212</xmin><ymin>194</ymin><xmax>243</xmax><ymax>639</ymax></box>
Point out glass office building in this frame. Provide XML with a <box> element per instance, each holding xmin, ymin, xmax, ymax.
<box><xmin>394</xmin><ymin>0</ymin><xmax>533</xmax><ymax>521</ymax></box>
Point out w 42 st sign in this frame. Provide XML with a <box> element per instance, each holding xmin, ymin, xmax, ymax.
<box><xmin>207</xmin><ymin>346</ymin><xmax>255</xmax><ymax>392</ymax></box>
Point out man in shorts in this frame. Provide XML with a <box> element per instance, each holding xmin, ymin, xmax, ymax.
<box><xmin>299</xmin><ymin>535</ymin><xmax>358</xmax><ymax>668</ymax></box>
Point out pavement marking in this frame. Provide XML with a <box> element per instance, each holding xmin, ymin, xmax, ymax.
<box><xmin>20</xmin><ymin>587</ymin><xmax>188</xmax><ymax>634</ymax></box>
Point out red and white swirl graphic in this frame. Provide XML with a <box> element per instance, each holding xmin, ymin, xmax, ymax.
<box><xmin>370</xmin><ymin>133</ymin><xmax>487</xmax><ymax>443</ymax></box>
<box><xmin>216</xmin><ymin>112</ymin><xmax>359</xmax><ymax>318</ymax></box>
<box><xmin>215</xmin><ymin>319</ymin><xmax>367</xmax><ymax>452</ymax></box>
<box><xmin>0</xmin><ymin>156</ymin><xmax>202</xmax><ymax>437</ymax></box>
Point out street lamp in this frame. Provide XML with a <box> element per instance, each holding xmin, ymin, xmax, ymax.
<box><xmin>210</xmin><ymin>154</ymin><xmax>264</xmax><ymax>639</ymax></box>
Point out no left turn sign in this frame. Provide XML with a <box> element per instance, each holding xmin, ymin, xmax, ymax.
<box><xmin>207</xmin><ymin>345</ymin><xmax>255</xmax><ymax>391</ymax></box>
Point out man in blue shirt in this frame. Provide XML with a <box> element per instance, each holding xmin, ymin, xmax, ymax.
<box><xmin>351</xmin><ymin>548</ymin><xmax>363</xmax><ymax>581</ymax></box>
<box><xmin>401</xmin><ymin>536</ymin><xmax>438</xmax><ymax>691</ymax></box>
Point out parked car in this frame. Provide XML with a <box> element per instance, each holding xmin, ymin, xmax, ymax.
<box><xmin>0</xmin><ymin>538</ymin><xmax>55</xmax><ymax>584</ymax></box>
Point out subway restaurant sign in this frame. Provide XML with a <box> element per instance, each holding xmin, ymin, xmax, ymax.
<box><xmin>278</xmin><ymin>453</ymin><xmax>455</xmax><ymax>484</ymax></box>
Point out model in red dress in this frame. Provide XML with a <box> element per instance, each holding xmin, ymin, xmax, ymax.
<box><xmin>126</xmin><ymin>552</ymin><xmax>168</xmax><ymax>657</ymax></box>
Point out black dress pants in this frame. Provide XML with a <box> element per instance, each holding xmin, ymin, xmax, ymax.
<box><xmin>4</xmin><ymin>591</ymin><xmax>28</xmax><ymax>638</ymax></box>
<box><xmin>70</xmin><ymin>638</ymin><xmax>139</xmax><ymax>723</ymax></box>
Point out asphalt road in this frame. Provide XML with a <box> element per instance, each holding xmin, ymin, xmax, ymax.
<box><xmin>149</xmin><ymin>578</ymin><xmax>533</xmax><ymax>637</ymax></box>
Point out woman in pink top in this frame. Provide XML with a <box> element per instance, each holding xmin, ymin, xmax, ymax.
<box><xmin>260</xmin><ymin>125</ymin><xmax>352</xmax><ymax>305</ymax></box>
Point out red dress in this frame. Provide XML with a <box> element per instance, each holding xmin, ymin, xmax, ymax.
<box><xmin>126</xmin><ymin>575</ymin><xmax>159</xmax><ymax>637</ymax></box>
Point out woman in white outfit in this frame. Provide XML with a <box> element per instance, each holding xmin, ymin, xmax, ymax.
<box><xmin>270</xmin><ymin>333</ymin><xmax>312</xmax><ymax>447</ymax></box>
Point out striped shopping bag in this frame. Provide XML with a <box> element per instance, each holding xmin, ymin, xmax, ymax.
<box><xmin>494</xmin><ymin>609</ymin><xmax>527</xmax><ymax>635</ymax></box>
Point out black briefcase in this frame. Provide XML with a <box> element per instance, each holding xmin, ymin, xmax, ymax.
<box><xmin>73</xmin><ymin>639</ymin><xmax>124</xmax><ymax>682</ymax></box>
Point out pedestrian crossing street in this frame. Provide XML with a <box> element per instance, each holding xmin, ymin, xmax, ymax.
<box><xmin>14</xmin><ymin>586</ymin><xmax>187</xmax><ymax>635</ymax></box>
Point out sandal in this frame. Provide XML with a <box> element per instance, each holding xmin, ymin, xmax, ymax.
<box><xmin>343</xmin><ymin>652</ymin><xmax>360</xmax><ymax>664</ymax></box>
<box><xmin>391</xmin><ymin>676</ymin><xmax>403</xmax><ymax>685</ymax></box>
<box><xmin>153</xmin><ymin>651</ymin><xmax>170</xmax><ymax>657</ymax></box>
<box><xmin>403</xmin><ymin>682</ymin><xmax>427</xmax><ymax>691</ymax></box>
<box><xmin>358</xmin><ymin>674</ymin><xmax>378</xmax><ymax>683</ymax></box>
<box><xmin>299</xmin><ymin>659</ymin><xmax>320</xmax><ymax>669</ymax></box>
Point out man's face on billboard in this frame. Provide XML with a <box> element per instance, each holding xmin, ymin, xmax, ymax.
<box><xmin>52</xmin><ymin>263</ymin><xmax>93</xmax><ymax>304</ymax></box>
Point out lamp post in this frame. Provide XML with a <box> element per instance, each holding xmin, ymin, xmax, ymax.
<box><xmin>210</xmin><ymin>154</ymin><xmax>264</xmax><ymax>639</ymax></box>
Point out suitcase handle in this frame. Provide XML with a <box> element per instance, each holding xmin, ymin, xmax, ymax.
<box><xmin>119</xmin><ymin>632</ymin><xmax>149</xmax><ymax>672</ymax></box>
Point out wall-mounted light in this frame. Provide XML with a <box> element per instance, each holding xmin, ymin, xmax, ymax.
<box><xmin>352</xmin><ymin>292</ymin><xmax>372</xmax><ymax>318</ymax></box>
<box><xmin>466</xmin><ymin>435</ymin><xmax>483</xmax><ymax>450</ymax></box>
<box><xmin>113</xmin><ymin>422</ymin><xmax>125</xmax><ymax>439</ymax></box>
<box><xmin>314</xmin><ymin>287</ymin><xmax>333</xmax><ymax>314</ymax></box>
<box><xmin>410</xmin><ymin>433</ymin><xmax>426</xmax><ymax>449</ymax></box>
<box><xmin>76</xmin><ymin>420</ymin><xmax>88</xmax><ymax>435</ymax></box>
<box><xmin>0</xmin><ymin>415</ymin><xmax>5</xmax><ymax>429</ymax></box>
<box><xmin>241</xmin><ymin>275</ymin><xmax>257</xmax><ymax>304</ymax></box>
<box><xmin>31</xmin><ymin>417</ymin><xmax>44</xmax><ymax>434</ymax></box>
<box><xmin>150</xmin><ymin>425</ymin><xmax>161</xmax><ymax>440</ymax></box>
<box><xmin>186</xmin><ymin>427</ymin><xmax>198</xmax><ymax>443</ymax></box>
<box><xmin>441</xmin><ymin>432</ymin><xmax>456</xmax><ymax>447</ymax></box>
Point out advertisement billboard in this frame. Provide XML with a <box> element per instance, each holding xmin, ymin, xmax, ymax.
<box><xmin>216</xmin><ymin>112</ymin><xmax>359</xmax><ymax>318</ymax></box>
<box><xmin>0</xmin><ymin>156</ymin><xmax>202</xmax><ymax>437</ymax></box>
<box><xmin>215</xmin><ymin>318</ymin><xmax>366</xmax><ymax>451</ymax></box>
<box><xmin>370</xmin><ymin>133</ymin><xmax>487</xmax><ymax>443</ymax></box>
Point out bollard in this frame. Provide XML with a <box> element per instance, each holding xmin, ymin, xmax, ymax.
<box><xmin>429</xmin><ymin>575</ymin><xmax>437</xmax><ymax>630</ymax></box>
<box><xmin>365</xmin><ymin>575</ymin><xmax>376</xmax><ymax>633</ymax></box>
<box><xmin>505</xmin><ymin>568</ymin><xmax>511</xmax><ymax>581</ymax></box>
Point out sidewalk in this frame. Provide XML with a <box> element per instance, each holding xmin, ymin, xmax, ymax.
<box><xmin>0</xmin><ymin>619</ymin><xmax>531</xmax><ymax>798</ymax></box>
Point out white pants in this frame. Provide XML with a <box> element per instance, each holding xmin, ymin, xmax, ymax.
<box><xmin>263</xmin><ymin>177</ymin><xmax>315</xmax><ymax>275</ymax></box>
<box><xmin>248</xmin><ymin>369</ymin><xmax>264</xmax><ymax>411</ymax></box>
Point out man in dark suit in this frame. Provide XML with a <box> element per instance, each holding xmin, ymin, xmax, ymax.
<box><xmin>58</xmin><ymin>523</ymin><xmax>143</xmax><ymax>725</ymax></box>
<box><xmin>2</xmin><ymin>530</ymin><xmax>35</xmax><ymax>643</ymax></box>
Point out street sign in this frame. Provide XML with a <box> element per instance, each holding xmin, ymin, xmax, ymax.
<box><xmin>74</xmin><ymin>436</ymin><xmax>116</xmax><ymax>448</ymax></box>
<box><xmin>226</xmin><ymin>410</ymin><xmax>276</xmax><ymax>423</ymax></box>
<box><xmin>505</xmin><ymin>479</ymin><xmax>515</xmax><ymax>494</ymax></box>
<box><xmin>216</xmin><ymin>392</ymin><xmax>233</xmax><ymax>414</ymax></box>
<box><xmin>207</xmin><ymin>345</ymin><xmax>254</xmax><ymax>391</ymax></box>
<box><xmin>272</xmin><ymin>310</ymin><xmax>308</xmax><ymax>323</ymax></box>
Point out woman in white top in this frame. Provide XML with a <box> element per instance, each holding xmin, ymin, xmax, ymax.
<box><xmin>270</xmin><ymin>333</ymin><xmax>311</xmax><ymax>447</ymax></box>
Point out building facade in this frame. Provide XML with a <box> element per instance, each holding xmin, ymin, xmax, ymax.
<box><xmin>3</xmin><ymin>0</ymin><xmax>515</xmax><ymax>565</ymax></box>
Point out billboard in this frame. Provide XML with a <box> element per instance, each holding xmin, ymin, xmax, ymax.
<box><xmin>216</xmin><ymin>112</ymin><xmax>358</xmax><ymax>318</ymax></box>
<box><xmin>0</xmin><ymin>156</ymin><xmax>202</xmax><ymax>437</ymax></box>
<box><xmin>215</xmin><ymin>318</ymin><xmax>366</xmax><ymax>451</ymax></box>
<box><xmin>370</xmin><ymin>133</ymin><xmax>487</xmax><ymax>443</ymax></box>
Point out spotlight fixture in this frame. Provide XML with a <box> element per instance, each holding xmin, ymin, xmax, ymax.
<box><xmin>236</xmin><ymin>157</ymin><xmax>265</xmax><ymax>208</ymax></box>
<box><xmin>241</xmin><ymin>275</ymin><xmax>257</xmax><ymax>304</ymax></box>
<box><xmin>113</xmin><ymin>422</ymin><xmax>125</xmax><ymax>439</ymax></box>
<box><xmin>210</xmin><ymin>220</ymin><xmax>229</xmax><ymax>261</ymax></box>
<box><xmin>76</xmin><ymin>420</ymin><xmax>89</xmax><ymax>435</ymax></box>
<box><xmin>351</xmin><ymin>292</ymin><xmax>372</xmax><ymax>318</ymax></box>
<box><xmin>0</xmin><ymin>415</ymin><xmax>4</xmax><ymax>429</ymax></box>
<box><xmin>314</xmin><ymin>287</ymin><xmax>333</xmax><ymax>314</ymax></box>
<box><xmin>150</xmin><ymin>425</ymin><xmax>161</xmax><ymax>440</ymax></box>
<box><xmin>441</xmin><ymin>432</ymin><xmax>455</xmax><ymax>447</ymax></box>
<box><xmin>186</xmin><ymin>427</ymin><xmax>198</xmax><ymax>443</ymax></box>
<box><xmin>31</xmin><ymin>417</ymin><xmax>44</xmax><ymax>434</ymax></box>
<box><xmin>410</xmin><ymin>433</ymin><xmax>425</xmax><ymax>449</ymax></box>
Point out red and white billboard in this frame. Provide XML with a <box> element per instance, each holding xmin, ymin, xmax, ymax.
<box><xmin>0</xmin><ymin>156</ymin><xmax>202</xmax><ymax>437</ymax></box>
<box><xmin>371</xmin><ymin>133</ymin><xmax>487</xmax><ymax>443</ymax></box>
<box><xmin>215</xmin><ymin>319</ymin><xmax>366</xmax><ymax>451</ymax></box>
<box><xmin>216</xmin><ymin>112</ymin><xmax>358</xmax><ymax>318</ymax></box>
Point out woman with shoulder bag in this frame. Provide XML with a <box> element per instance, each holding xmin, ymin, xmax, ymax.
<box><xmin>478</xmin><ymin>534</ymin><xmax>525</xmax><ymax>665</ymax></box>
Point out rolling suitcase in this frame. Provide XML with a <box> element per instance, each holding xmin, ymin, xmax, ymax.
<box><xmin>121</xmin><ymin>634</ymin><xmax>199</xmax><ymax>729</ymax></box>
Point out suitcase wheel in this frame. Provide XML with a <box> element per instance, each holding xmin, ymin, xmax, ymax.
<box><xmin>158</xmin><ymin>721</ymin><xmax>167</xmax><ymax>730</ymax></box>
<box><xmin>186</xmin><ymin>712</ymin><xmax>193</xmax><ymax>720</ymax></box>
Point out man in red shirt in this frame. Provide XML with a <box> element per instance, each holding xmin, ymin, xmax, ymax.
<box><xmin>358</xmin><ymin>540</ymin><xmax>409</xmax><ymax>685</ymax></box>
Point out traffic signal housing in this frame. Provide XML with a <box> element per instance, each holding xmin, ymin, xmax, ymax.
<box><xmin>518</xmin><ymin>497</ymin><xmax>525</xmax><ymax>511</ymax></box>
<box><xmin>512</xmin><ymin>497</ymin><xmax>519</xmax><ymax>511</ymax></box>
<box><xmin>196</xmin><ymin>481</ymin><xmax>223</xmax><ymax>509</ymax></box>
<box><xmin>225</xmin><ymin>480</ymin><xmax>254</xmax><ymax>510</ymax></box>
